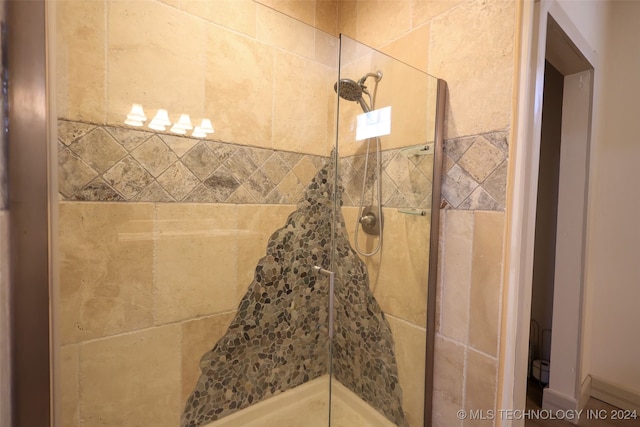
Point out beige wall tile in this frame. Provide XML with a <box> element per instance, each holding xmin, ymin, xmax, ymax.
<box><xmin>56</xmin><ymin>0</ymin><xmax>106</xmax><ymax>123</ymax></box>
<box><xmin>157</xmin><ymin>0</ymin><xmax>181</xmax><ymax>8</ymax></box>
<box><xmin>356</xmin><ymin>0</ymin><xmax>412</xmax><ymax>49</ymax></box>
<box><xmin>236</xmin><ymin>205</ymin><xmax>296</xmax><ymax>303</ymax></box>
<box><xmin>388</xmin><ymin>317</ymin><xmax>426</xmax><ymax>427</ymax></box>
<box><xmin>273</xmin><ymin>51</ymin><xmax>334</xmax><ymax>156</ymax></box>
<box><xmin>469</xmin><ymin>211</ymin><xmax>504</xmax><ymax>357</ymax></box>
<box><xmin>338</xmin><ymin>1</ymin><xmax>358</xmax><ymax>38</ymax></box>
<box><xmin>316</xmin><ymin>28</ymin><xmax>340</xmax><ymax>68</ymax></box>
<box><xmin>380</xmin><ymin>24</ymin><xmax>430</xmax><ymax>73</ymax></box>
<box><xmin>257</xmin><ymin>4</ymin><xmax>316</xmax><ymax>59</ymax></box>
<box><xmin>376</xmin><ymin>209</ymin><xmax>430</xmax><ymax>325</ymax></box>
<box><xmin>341</xmin><ymin>208</ymin><xmax>429</xmax><ymax>326</ymax></box>
<box><xmin>464</xmin><ymin>349</ymin><xmax>498</xmax><ymax>427</ymax></box>
<box><xmin>79</xmin><ymin>324</ymin><xmax>181</xmax><ymax>427</ymax></box>
<box><xmin>428</xmin><ymin>0</ymin><xmax>516</xmax><ymax>138</ymax></box>
<box><xmin>411</xmin><ymin>0</ymin><xmax>464</xmax><ymax>28</ymax></box>
<box><xmin>181</xmin><ymin>312</ymin><xmax>236</xmax><ymax>403</ymax></box>
<box><xmin>58</xmin><ymin>202</ymin><xmax>154</xmax><ymax>344</ymax></box>
<box><xmin>432</xmin><ymin>334</ymin><xmax>464</xmax><ymax>427</ymax></box>
<box><xmin>316</xmin><ymin>0</ymin><xmax>338</xmax><ymax>36</ymax></box>
<box><xmin>440</xmin><ymin>210</ymin><xmax>473</xmax><ymax>343</ymax></box>
<box><xmin>154</xmin><ymin>204</ymin><xmax>238</xmax><ymax>324</ymax></box>
<box><xmin>181</xmin><ymin>0</ymin><xmax>257</xmax><ymax>37</ymax></box>
<box><xmin>59</xmin><ymin>344</ymin><xmax>79</xmax><ymax>427</ymax></box>
<box><xmin>371</xmin><ymin>50</ymin><xmax>432</xmax><ymax>151</ymax></box>
<box><xmin>204</xmin><ymin>24</ymin><xmax>275</xmax><ymax>149</ymax></box>
<box><xmin>257</xmin><ymin>0</ymin><xmax>317</xmax><ymax>27</ymax></box>
<box><xmin>107</xmin><ymin>1</ymin><xmax>206</xmax><ymax>126</ymax></box>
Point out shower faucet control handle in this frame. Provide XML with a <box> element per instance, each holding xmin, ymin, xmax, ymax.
<box><xmin>359</xmin><ymin>213</ymin><xmax>376</xmax><ymax>228</ymax></box>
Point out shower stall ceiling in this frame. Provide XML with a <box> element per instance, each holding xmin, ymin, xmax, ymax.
<box><xmin>55</xmin><ymin>2</ymin><xmax>443</xmax><ymax>427</ymax></box>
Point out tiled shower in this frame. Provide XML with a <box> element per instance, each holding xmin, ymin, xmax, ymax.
<box><xmin>54</xmin><ymin>1</ymin><xmax>511</xmax><ymax>427</ymax></box>
<box><xmin>55</xmin><ymin>1</ymin><xmax>441</xmax><ymax>426</ymax></box>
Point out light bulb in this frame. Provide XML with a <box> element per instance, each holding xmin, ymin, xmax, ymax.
<box><xmin>148</xmin><ymin>108</ymin><xmax>171</xmax><ymax>131</ymax></box>
<box><xmin>199</xmin><ymin>118</ymin><xmax>215</xmax><ymax>134</ymax></box>
<box><xmin>175</xmin><ymin>114</ymin><xmax>193</xmax><ymax>130</ymax></box>
<box><xmin>152</xmin><ymin>109</ymin><xmax>171</xmax><ymax>125</ymax></box>
<box><xmin>170</xmin><ymin>123</ymin><xmax>187</xmax><ymax>135</ymax></box>
<box><xmin>124</xmin><ymin>103</ymin><xmax>146</xmax><ymax>126</ymax></box>
<box><xmin>191</xmin><ymin>126</ymin><xmax>207</xmax><ymax>138</ymax></box>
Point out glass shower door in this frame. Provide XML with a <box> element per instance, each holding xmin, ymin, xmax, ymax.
<box><xmin>329</xmin><ymin>34</ymin><xmax>442</xmax><ymax>427</ymax></box>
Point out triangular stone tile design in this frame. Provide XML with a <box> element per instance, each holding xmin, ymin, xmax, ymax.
<box><xmin>181</xmin><ymin>156</ymin><xmax>408</xmax><ymax>427</ymax></box>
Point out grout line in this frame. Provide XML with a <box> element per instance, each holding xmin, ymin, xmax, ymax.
<box><xmin>72</xmin><ymin>309</ymin><xmax>238</xmax><ymax>347</ymax></box>
<box><xmin>385</xmin><ymin>313</ymin><xmax>427</xmax><ymax>332</ymax></box>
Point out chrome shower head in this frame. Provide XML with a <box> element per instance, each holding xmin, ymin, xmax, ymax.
<box><xmin>334</xmin><ymin>78</ymin><xmax>363</xmax><ymax>102</ymax></box>
<box><xmin>334</xmin><ymin>78</ymin><xmax>371</xmax><ymax>112</ymax></box>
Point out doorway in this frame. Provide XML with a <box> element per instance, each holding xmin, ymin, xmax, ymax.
<box><xmin>501</xmin><ymin>3</ymin><xmax>596</xmax><ymax>425</ymax></box>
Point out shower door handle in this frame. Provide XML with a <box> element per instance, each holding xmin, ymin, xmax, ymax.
<box><xmin>313</xmin><ymin>266</ymin><xmax>335</xmax><ymax>339</ymax></box>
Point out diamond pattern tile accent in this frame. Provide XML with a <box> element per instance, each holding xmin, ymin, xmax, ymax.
<box><xmin>243</xmin><ymin>169</ymin><xmax>276</xmax><ymax>203</ymax></box>
<box><xmin>157</xmin><ymin>162</ymin><xmax>200</xmax><ymax>201</ymax></box>
<box><xmin>70</xmin><ymin>128</ymin><xmax>127</xmax><ymax>173</ymax></box>
<box><xmin>57</xmin><ymin>120</ymin><xmax>508</xmax><ymax>211</ymax></box>
<box><xmin>458</xmin><ymin>136</ymin><xmax>505</xmax><ymax>182</ymax></box>
<box><xmin>103</xmin><ymin>156</ymin><xmax>154</xmax><ymax>199</ymax></box>
<box><xmin>182</xmin><ymin>143</ymin><xmax>221</xmax><ymax>180</ymax></box>
<box><xmin>130</xmin><ymin>135</ymin><xmax>178</xmax><ymax>177</ymax></box>
<box><xmin>442</xmin><ymin>164</ymin><xmax>479</xmax><ymax>208</ymax></box>
<box><xmin>458</xmin><ymin>186</ymin><xmax>500</xmax><ymax>210</ymax></box>
<box><xmin>159</xmin><ymin>134</ymin><xmax>199</xmax><ymax>157</ymax></box>
<box><xmin>58</xmin><ymin>120</ymin><xmax>96</xmax><ymax>146</ymax></box>
<box><xmin>399</xmin><ymin>168</ymin><xmax>432</xmax><ymax>208</ymax></box>
<box><xmin>223</xmin><ymin>148</ymin><xmax>259</xmax><ymax>182</ymax></box>
<box><xmin>483</xmin><ymin>160</ymin><xmax>508</xmax><ymax>208</ymax></box>
<box><xmin>134</xmin><ymin>182</ymin><xmax>175</xmax><ymax>202</ymax></box>
<box><xmin>58</xmin><ymin>148</ymin><xmax>98</xmax><ymax>197</ymax></box>
<box><xmin>261</xmin><ymin>153</ymin><xmax>291</xmax><ymax>184</ymax></box>
<box><xmin>202</xmin><ymin>165</ymin><xmax>241</xmax><ymax>202</ymax></box>
<box><xmin>104</xmin><ymin>126</ymin><xmax>153</xmax><ymax>151</ymax></box>
<box><xmin>73</xmin><ymin>178</ymin><xmax>124</xmax><ymax>202</ymax></box>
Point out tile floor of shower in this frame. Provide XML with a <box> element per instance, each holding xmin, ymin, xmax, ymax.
<box><xmin>203</xmin><ymin>375</ymin><xmax>396</xmax><ymax>427</ymax></box>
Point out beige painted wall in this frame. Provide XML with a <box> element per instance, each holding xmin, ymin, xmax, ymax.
<box><xmin>585</xmin><ymin>0</ymin><xmax>640</xmax><ymax>396</ymax></box>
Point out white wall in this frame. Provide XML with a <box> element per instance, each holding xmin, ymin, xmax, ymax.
<box><xmin>585</xmin><ymin>0</ymin><xmax>640</xmax><ymax>395</ymax></box>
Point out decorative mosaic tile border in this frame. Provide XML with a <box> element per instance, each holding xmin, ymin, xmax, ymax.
<box><xmin>441</xmin><ymin>130</ymin><xmax>509</xmax><ymax>211</ymax></box>
<box><xmin>182</xmin><ymin>157</ymin><xmax>407</xmax><ymax>427</ymax></box>
<box><xmin>339</xmin><ymin>147</ymin><xmax>435</xmax><ymax>211</ymax></box>
<box><xmin>58</xmin><ymin>120</ymin><xmax>507</xmax><ymax>211</ymax></box>
<box><xmin>57</xmin><ymin>120</ymin><xmax>326</xmax><ymax>204</ymax></box>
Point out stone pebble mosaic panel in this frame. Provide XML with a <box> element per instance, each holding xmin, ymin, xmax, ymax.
<box><xmin>182</xmin><ymin>156</ymin><xmax>408</xmax><ymax>427</ymax></box>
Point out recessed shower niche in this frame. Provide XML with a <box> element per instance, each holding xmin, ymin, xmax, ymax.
<box><xmin>54</xmin><ymin>3</ymin><xmax>445</xmax><ymax>427</ymax></box>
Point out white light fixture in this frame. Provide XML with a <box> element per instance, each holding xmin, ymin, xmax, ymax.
<box><xmin>148</xmin><ymin>108</ymin><xmax>171</xmax><ymax>131</ymax></box>
<box><xmin>124</xmin><ymin>103</ymin><xmax>147</xmax><ymax>127</ymax></box>
<box><xmin>199</xmin><ymin>118</ymin><xmax>215</xmax><ymax>134</ymax></box>
<box><xmin>191</xmin><ymin>126</ymin><xmax>207</xmax><ymax>138</ymax></box>
<box><xmin>176</xmin><ymin>114</ymin><xmax>193</xmax><ymax>130</ymax></box>
<box><xmin>170</xmin><ymin>123</ymin><xmax>187</xmax><ymax>135</ymax></box>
